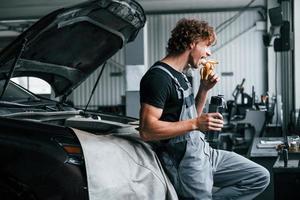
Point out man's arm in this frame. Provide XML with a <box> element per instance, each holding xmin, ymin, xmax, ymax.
<box><xmin>195</xmin><ymin>87</ymin><xmax>208</xmax><ymax>116</ymax></box>
<box><xmin>195</xmin><ymin>73</ymin><xmax>220</xmax><ymax>115</ymax></box>
<box><xmin>139</xmin><ymin>103</ymin><xmax>223</xmax><ymax>141</ymax></box>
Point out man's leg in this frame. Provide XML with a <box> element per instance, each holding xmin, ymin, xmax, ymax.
<box><xmin>178</xmin><ymin>137</ymin><xmax>214</xmax><ymax>200</ymax></box>
<box><xmin>211</xmin><ymin>149</ymin><xmax>270</xmax><ymax>200</ymax></box>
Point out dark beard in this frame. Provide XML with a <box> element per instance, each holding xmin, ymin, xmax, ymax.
<box><xmin>187</xmin><ymin>53</ymin><xmax>197</xmax><ymax>69</ymax></box>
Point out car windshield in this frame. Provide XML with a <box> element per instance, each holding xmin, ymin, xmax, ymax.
<box><xmin>0</xmin><ymin>80</ymin><xmax>38</xmax><ymax>102</ymax></box>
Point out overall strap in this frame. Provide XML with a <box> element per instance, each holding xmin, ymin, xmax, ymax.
<box><xmin>150</xmin><ymin>65</ymin><xmax>183</xmax><ymax>99</ymax></box>
<box><xmin>150</xmin><ymin>65</ymin><xmax>195</xmax><ymax>108</ymax></box>
<box><xmin>181</xmin><ymin>73</ymin><xmax>192</xmax><ymax>88</ymax></box>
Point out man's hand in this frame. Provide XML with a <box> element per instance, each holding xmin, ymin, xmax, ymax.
<box><xmin>200</xmin><ymin>73</ymin><xmax>220</xmax><ymax>92</ymax></box>
<box><xmin>195</xmin><ymin>112</ymin><xmax>224</xmax><ymax>132</ymax></box>
<box><xmin>195</xmin><ymin>73</ymin><xmax>220</xmax><ymax>116</ymax></box>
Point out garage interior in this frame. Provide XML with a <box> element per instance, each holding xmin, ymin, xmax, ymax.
<box><xmin>0</xmin><ymin>0</ymin><xmax>299</xmax><ymax>199</ymax></box>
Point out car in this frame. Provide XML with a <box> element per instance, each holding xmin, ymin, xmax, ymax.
<box><xmin>0</xmin><ymin>0</ymin><xmax>178</xmax><ymax>199</ymax></box>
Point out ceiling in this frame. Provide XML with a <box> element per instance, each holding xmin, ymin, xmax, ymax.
<box><xmin>138</xmin><ymin>0</ymin><xmax>265</xmax><ymax>13</ymax></box>
<box><xmin>0</xmin><ymin>0</ymin><xmax>266</xmax><ymax>20</ymax></box>
<box><xmin>0</xmin><ymin>0</ymin><xmax>266</xmax><ymax>49</ymax></box>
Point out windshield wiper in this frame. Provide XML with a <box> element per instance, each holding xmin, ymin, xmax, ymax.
<box><xmin>0</xmin><ymin>100</ymin><xmax>55</xmax><ymax>109</ymax></box>
<box><xmin>0</xmin><ymin>38</ymin><xmax>27</xmax><ymax>100</ymax></box>
<box><xmin>13</xmin><ymin>97</ymin><xmax>41</xmax><ymax>104</ymax></box>
<box><xmin>0</xmin><ymin>100</ymin><xmax>35</xmax><ymax>107</ymax></box>
<box><xmin>2</xmin><ymin>110</ymin><xmax>83</xmax><ymax>121</ymax></box>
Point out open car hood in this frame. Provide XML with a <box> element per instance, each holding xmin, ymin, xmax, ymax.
<box><xmin>0</xmin><ymin>0</ymin><xmax>145</xmax><ymax>97</ymax></box>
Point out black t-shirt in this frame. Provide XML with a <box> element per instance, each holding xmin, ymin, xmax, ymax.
<box><xmin>140</xmin><ymin>61</ymin><xmax>190</xmax><ymax>122</ymax></box>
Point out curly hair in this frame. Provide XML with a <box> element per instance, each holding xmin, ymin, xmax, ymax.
<box><xmin>166</xmin><ymin>18</ymin><xmax>216</xmax><ymax>55</ymax></box>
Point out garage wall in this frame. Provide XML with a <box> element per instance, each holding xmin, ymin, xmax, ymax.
<box><xmin>294</xmin><ymin>0</ymin><xmax>300</xmax><ymax>110</ymax></box>
<box><xmin>146</xmin><ymin>9</ymin><xmax>267</xmax><ymax>102</ymax></box>
<box><xmin>71</xmin><ymin>49</ymin><xmax>125</xmax><ymax>109</ymax></box>
<box><xmin>70</xmin><ymin>9</ymin><xmax>268</xmax><ymax>110</ymax></box>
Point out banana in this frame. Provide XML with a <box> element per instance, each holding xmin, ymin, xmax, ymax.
<box><xmin>200</xmin><ymin>59</ymin><xmax>219</xmax><ymax>80</ymax></box>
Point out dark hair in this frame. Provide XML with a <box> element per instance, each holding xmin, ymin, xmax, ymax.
<box><xmin>166</xmin><ymin>18</ymin><xmax>216</xmax><ymax>55</ymax></box>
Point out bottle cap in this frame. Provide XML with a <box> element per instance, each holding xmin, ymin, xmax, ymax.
<box><xmin>210</xmin><ymin>95</ymin><xmax>224</xmax><ymax>106</ymax></box>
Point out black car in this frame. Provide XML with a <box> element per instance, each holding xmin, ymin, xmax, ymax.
<box><xmin>0</xmin><ymin>1</ymin><xmax>177</xmax><ymax>199</ymax></box>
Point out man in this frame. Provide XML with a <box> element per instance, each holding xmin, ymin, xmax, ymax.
<box><xmin>139</xmin><ymin>18</ymin><xmax>270</xmax><ymax>200</ymax></box>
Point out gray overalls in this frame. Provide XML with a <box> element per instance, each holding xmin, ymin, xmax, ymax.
<box><xmin>152</xmin><ymin>65</ymin><xmax>270</xmax><ymax>200</ymax></box>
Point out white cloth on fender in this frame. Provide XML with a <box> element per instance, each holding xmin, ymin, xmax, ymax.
<box><xmin>72</xmin><ymin>128</ymin><xmax>178</xmax><ymax>200</ymax></box>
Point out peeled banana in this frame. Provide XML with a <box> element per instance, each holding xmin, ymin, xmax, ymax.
<box><xmin>200</xmin><ymin>59</ymin><xmax>219</xmax><ymax>80</ymax></box>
